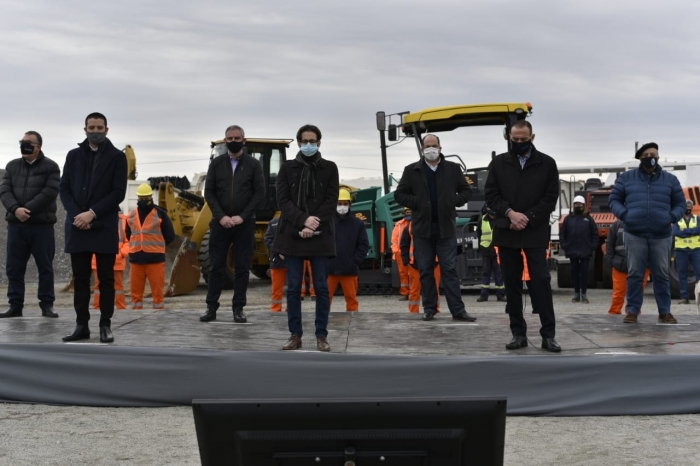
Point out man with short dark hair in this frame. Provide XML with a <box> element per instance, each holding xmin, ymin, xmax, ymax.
<box><xmin>609</xmin><ymin>142</ymin><xmax>686</xmax><ymax>323</ymax></box>
<box><xmin>199</xmin><ymin>124</ymin><xmax>264</xmax><ymax>323</ymax></box>
<box><xmin>485</xmin><ymin>120</ymin><xmax>561</xmax><ymax>352</ymax></box>
<box><xmin>59</xmin><ymin>112</ymin><xmax>127</xmax><ymax>343</ymax></box>
<box><xmin>0</xmin><ymin>131</ymin><xmax>61</xmax><ymax>318</ymax></box>
<box><xmin>394</xmin><ymin>134</ymin><xmax>475</xmax><ymax>323</ymax></box>
<box><xmin>273</xmin><ymin>124</ymin><xmax>339</xmax><ymax>351</ymax></box>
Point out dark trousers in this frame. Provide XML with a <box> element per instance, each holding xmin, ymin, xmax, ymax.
<box><xmin>570</xmin><ymin>257</ymin><xmax>590</xmax><ymax>294</ymax></box>
<box><xmin>285</xmin><ymin>255</ymin><xmax>330</xmax><ymax>337</ymax></box>
<box><xmin>6</xmin><ymin>224</ymin><xmax>56</xmax><ymax>310</ymax></box>
<box><xmin>413</xmin><ymin>224</ymin><xmax>465</xmax><ymax>315</ymax></box>
<box><xmin>71</xmin><ymin>252</ymin><xmax>115</xmax><ymax>327</ymax></box>
<box><xmin>499</xmin><ymin>247</ymin><xmax>556</xmax><ymax>339</ymax></box>
<box><xmin>205</xmin><ymin>219</ymin><xmax>255</xmax><ymax>309</ymax></box>
<box><xmin>480</xmin><ymin>255</ymin><xmax>504</xmax><ymax>298</ymax></box>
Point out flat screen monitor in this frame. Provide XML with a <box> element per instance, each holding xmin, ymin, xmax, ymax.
<box><xmin>192</xmin><ymin>396</ymin><xmax>506</xmax><ymax>466</ymax></box>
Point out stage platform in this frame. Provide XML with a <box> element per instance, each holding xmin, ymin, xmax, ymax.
<box><xmin>1</xmin><ymin>309</ymin><xmax>700</xmax><ymax>415</ymax></box>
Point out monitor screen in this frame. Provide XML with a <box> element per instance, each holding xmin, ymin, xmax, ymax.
<box><xmin>192</xmin><ymin>396</ymin><xmax>506</xmax><ymax>466</ymax></box>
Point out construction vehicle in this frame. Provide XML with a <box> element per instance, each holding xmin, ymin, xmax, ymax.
<box><xmin>162</xmin><ymin>138</ymin><xmax>293</xmax><ymax>296</ymax></box>
<box><xmin>554</xmin><ymin>163</ymin><xmax>694</xmax><ymax>298</ymax></box>
<box><xmin>346</xmin><ymin>102</ymin><xmax>535</xmax><ymax>293</ymax></box>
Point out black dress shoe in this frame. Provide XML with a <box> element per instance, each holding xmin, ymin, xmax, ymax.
<box><xmin>100</xmin><ymin>326</ymin><xmax>114</xmax><ymax>343</ymax></box>
<box><xmin>0</xmin><ymin>308</ymin><xmax>22</xmax><ymax>318</ymax></box>
<box><xmin>422</xmin><ymin>309</ymin><xmax>437</xmax><ymax>321</ymax></box>
<box><xmin>62</xmin><ymin>325</ymin><xmax>90</xmax><ymax>342</ymax></box>
<box><xmin>41</xmin><ymin>307</ymin><xmax>59</xmax><ymax>318</ymax></box>
<box><xmin>542</xmin><ymin>338</ymin><xmax>561</xmax><ymax>353</ymax></box>
<box><xmin>476</xmin><ymin>296</ymin><xmax>488</xmax><ymax>302</ymax></box>
<box><xmin>200</xmin><ymin>309</ymin><xmax>217</xmax><ymax>322</ymax></box>
<box><xmin>505</xmin><ymin>336</ymin><xmax>528</xmax><ymax>350</ymax></box>
<box><xmin>233</xmin><ymin>308</ymin><xmax>247</xmax><ymax>323</ymax></box>
<box><xmin>453</xmin><ymin>312</ymin><xmax>477</xmax><ymax>322</ymax></box>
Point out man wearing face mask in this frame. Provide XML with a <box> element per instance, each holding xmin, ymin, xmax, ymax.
<box><xmin>395</xmin><ymin>134</ymin><xmax>475</xmax><ymax>322</ymax></box>
<box><xmin>327</xmin><ymin>189</ymin><xmax>369</xmax><ymax>312</ymax></box>
<box><xmin>59</xmin><ymin>112</ymin><xmax>127</xmax><ymax>343</ymax></box>
<box><xmin>273</xmin><ymin>124</ymin><xmax>339</xmax><ymax>352</ymax></box>
<box><xmin>125</xmin><ymin>184</ymin><xmax>175</xmax><ymax>310</ymax></box>
<box><xmin>0</xmin><ymin>131</ymin><xmax>60</xmax><ymax>319</ymax></box>
<box><xmin>609</xmin><ymin>142</ymin><xmax>686</xmax><ymax>324</ymax></box>
<box><xmin>200</xmin><ymin>125</ymin><xmax>264</xmax><ymax>323</ymax></box>
<box><xmin>485</xmin><ymin>120</ymin><xmax>560</xmax><ymax>352</ymax></box>
<box><xmin>672</xmin><ymin>199</ymin><xmax>700</xmax><ymax>304</ymax></box>
<box><xmin>560</xmin><ymin>195</ymin><xmax>599</xmax><ymax>304</ymax></box>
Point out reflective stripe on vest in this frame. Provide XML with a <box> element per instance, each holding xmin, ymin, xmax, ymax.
<box><xmin>675</xmin><ymin>216</ymin><xmax>700</xmax><ymax>249</ymax></box>
<box><xmin>480</xmin><ymin>216</ymin><xmax>493</xmax><ymax>248</ymax></box>
<box><xmin>128</xmin><ymin>209</ymin><xmax>165</xmax><ymax>254</ymax></box>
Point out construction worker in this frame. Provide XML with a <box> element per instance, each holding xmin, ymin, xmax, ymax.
<box><xmin>92</xmin><ymin>212</ymin><xmax>129</xmax><ymax>310</ymax></box>
<box><xmin>400</xmin><ymin>222</ymin><xmax>442</xmax><ymax>314</ymax></box>
<box><xmin>327</xmin><ymin>189</ymin><xmax>369</xmax><ymax>311</ymax></box>
<box><xmin>126</xmin><ymin>183</ymin><xmax>175</xmax><ymax>310</ymax></box>
<box><xmin>673</xmin><ymin>199</ymin><xmax>700</xmax><ymax>304</ymax></box>
<box><xmin>560</xmin><ymin>195</ymin><xmax>599</xmax><ymax>304</ymax></box>
<box><xmin>264</xmin><ymin>217</ymin><xmax>287</xmax><ymax>312</ymax></box>
<box><xmin>477</xmin><ymin>204</ymin><xmax>505</xmax><ymax>302</ymax></box>
<box><xmin>606</xmin><ymin>219</ymin><xmax>651</xmax><ymax>314</ymax></box>
<box><xmin>391</xmin><ymin>207</ymin><xmax>412</xmax><ymax>300</ymax></box>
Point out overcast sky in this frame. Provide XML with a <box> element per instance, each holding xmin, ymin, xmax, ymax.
<box><xmin>1</xmin><ymin>0</ymin><xmax>698</xmax><ymax>183</ymax></box>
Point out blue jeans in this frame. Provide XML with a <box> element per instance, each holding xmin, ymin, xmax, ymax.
<box><xmin>285</xmin><ymin>255</ymin><xmax>330</xmax><ymax>337</ymax></box>
<box><xmin>624</xmin><ymin>232</ymin><xmax>672</xmax><ymax>315</ymax></box>
<box><xmin>413</xmin><ymin>225</ymin><xmax>465</xmax><ymax>315</ymax></box>
<box><xmin>6</xmin><ymin>224</ymin><xmax>55</xmax><ymax>310</ymax></box>
<box><xmin>674</xmin><ymin>248</ymin><xmax>700</xmax><ymax>299</ymax></box>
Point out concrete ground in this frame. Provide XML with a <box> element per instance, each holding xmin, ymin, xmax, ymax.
<box><xmin>2</xmin><ymin>280</ymin><xmax>700</xmax><ymax>465</ymax></box>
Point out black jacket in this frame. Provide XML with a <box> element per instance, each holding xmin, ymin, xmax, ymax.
<box><xmin>484</xmin><ymin>148</ymin><xmax>559</xmax><ymax>249</ymax></box>
<box><xmin>394</xmin><ymin>155</ymin><xmax>472</xmax><ymax>239</ymax></box>
<box><xmin>560</xmin><ymin>212</ymin><xmax>599</xmax><ymax>259</ymax></box>
<box><xmin>606</xmin><ymin>219</ymin><xmax>627</xmax><ymax>272</ymax></box>
<box><xmin>125</xmin><ymin>204</ymin><xmax>176</xmax><ymax>264</ymax></box>
<box><xmin>328</xmin><ymin>211</ymin><xmax>370</xmax><ymax>276</ymax></box>
<box><xmin>264</xmin><ymin>217</ymin><xmax>286</xmax><ymax>269</ymax></box>
<box><xmin>272</xmin><ymin>152</ymin><xmax>340</xmax><ymax>257</ymax></box>
<box><xmin>59</xmin><ymin>138</ymin><xmax>127</xmax><ymax>254</ymax></box>
<box><xmin>0</xmin><ymin>152</ymin><xmax>60</xmax><ymax>225</ymax></box>
<box><xmin>205</xmin><ymin>151</ymin><xmax>264</xmax><ymax>223</ymax></box>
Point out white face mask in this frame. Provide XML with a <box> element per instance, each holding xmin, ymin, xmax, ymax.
<box><xmin>337</xmin><ymin>206</ymin><xmax>349</xmax><ymax>215</ymax></box>
<box><xmin>423</xmin><ymin>147</ymin><xmax>440</xmax><ymax>161</ymax></box>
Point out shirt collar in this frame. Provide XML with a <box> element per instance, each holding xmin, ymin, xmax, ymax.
<box><xmin>425</xmin><ymin>159</ymin><xmax>440</xmax><ymax>171</ymax></box>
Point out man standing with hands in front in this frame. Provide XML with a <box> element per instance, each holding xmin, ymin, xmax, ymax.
<box><xmin>60</xmin><ymin>113</ymin><xmax>127</xmax><ymax>343</ymax></box>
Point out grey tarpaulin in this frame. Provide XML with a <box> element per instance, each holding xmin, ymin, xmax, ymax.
<box><xmin>1</xmin><ymin>344</ymin><xmax>699</xmax><ymax>415</ymax></box>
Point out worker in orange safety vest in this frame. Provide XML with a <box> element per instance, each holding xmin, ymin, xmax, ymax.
<box><xmin>400</xmin><ymin>222</ymin><xmax>442</xmax><ymax>314</ymax></box>
<box><xmin>92</xmin><ymin>212</ymin><xmax>129</xmax><ymax>310</ymax></box>
<box><xmin>125</xmin><ymin>183</ymin><xmax>175</xmax><ymax>310</ymax></box>
<box><xmin>391</xmin><ymin>207</ymin><xmax>412</xmax><ymax>300</ymax></box>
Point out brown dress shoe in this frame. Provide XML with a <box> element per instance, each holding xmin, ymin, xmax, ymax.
<box><xmin>658</xmin><ymin>313</ymin><xmax>678</xmax><ymax>324</ymax></box>
<box><xmin>282</xmin><ymin>335</ymin><xmax>302</xmax><ymax>350</ymax></box>
<box><xmin>317</xmin><ymin>337</ymin><xmax>330</xmax><ymax>352</ymax></box>
<box><xmin>623</xmin><ymin>313</ymin><xmax>638</xmax><ymax>323</ymax></box>
<box><xmin>679</xmin><ymin>299</ymin><xmax>690</xmax><ymax>305</ymax></box>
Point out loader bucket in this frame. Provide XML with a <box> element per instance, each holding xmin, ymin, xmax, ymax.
<box><xmin>166</xmin><ymin>237</ymin><xmax>202</xmax><ymax>297</ymax></box>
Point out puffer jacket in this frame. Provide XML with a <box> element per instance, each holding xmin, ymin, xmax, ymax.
<box><xmin>608</xmin><ymin>165</ymin><xmax>686</xmax><ymax>239</ymax></box>
<box><xmin>0</xmin><ymin>152</ymin><xmax>60</xmax><ymax>225</ymax></box>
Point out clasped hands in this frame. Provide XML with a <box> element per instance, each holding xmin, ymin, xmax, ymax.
<box><xmin>508</xmin><ymin>210</ymin><xmax>529</xmax><ymax>231</ymax></box>
<box><xmin>219</xmin><ymin>215</ymin><xmax>244</xmax><ymax>229</ymax></box>
<box><xmin>300</xmin><ymin>216</ymin><xmax>320</xmax><ymax>239</ymax></box>
<box><xmin>73</xmin><ymin>210</ymin><xmax>96</xmax><ymax>230</ymax></box>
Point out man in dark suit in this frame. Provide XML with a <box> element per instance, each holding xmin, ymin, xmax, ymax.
<box><xmin>485</xmin><ymin>120</ymin><xmax>560</xmax><ymax>352</ymax></box>
<box><xmin>59</xmin><ymin>112</ymin><xmax>127</xmax><ymax>343</ymax></box>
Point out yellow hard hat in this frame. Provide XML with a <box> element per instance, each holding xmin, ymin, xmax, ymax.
<box><xmin>338</xmin><ymin>189</ymin><xmax>353</xmax><ymax>202</ymax></box>
<box><xmin>136</xmin><ymin>183</ymin><xmax>153</xmax><ymax>197</ymax></box>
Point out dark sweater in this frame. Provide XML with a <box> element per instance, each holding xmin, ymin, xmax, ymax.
<box><xmin>423</xmin><ymin>163</ymin><xmax>439</xmax><ymax>223</ymax></box>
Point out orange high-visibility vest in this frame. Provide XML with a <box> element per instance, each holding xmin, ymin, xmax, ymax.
<box><xmin>92</xmin><ymin>214</ymin><xmax>130</xmax><ymax>271</ymax></box>
<box><xmin>391</xmin><ymin>219</ymin><xmax>409</xmax><ymax>258</ymax></box>
<box><xmin>128</xmin><ymin>208</ymin><xmax>165</xmax><ymax>254</ymax></box>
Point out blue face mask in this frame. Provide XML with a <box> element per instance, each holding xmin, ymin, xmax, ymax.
<box><xmin>404</xmin><ymin>215</ymin><xmax>412</xmax><ymax>221</ymax></box>
<box><xmin>300</xmin><ymin>143</ymin><xmax>318</xmax><ymax>157</ymax></box>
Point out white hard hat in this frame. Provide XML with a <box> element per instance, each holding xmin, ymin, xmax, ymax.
<box><xmin>573</xmin><ymin>195</ymin><xmax>586</xmax><ymax>204</ymax></box>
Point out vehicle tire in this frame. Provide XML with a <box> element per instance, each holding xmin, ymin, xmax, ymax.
<box><xmin>557</xmin><ymin>261</ymin><xmax>573</xmax><ymax>288</ymax></box>
<box><xmin>602</xmin><ymin>260</ymin><xmax>613</xmax><ymax>289</ymax></box>
<box><xmin>198</xmin><ymin>231</ymin><xmax>235</xmax><ymax>289</ymax></box>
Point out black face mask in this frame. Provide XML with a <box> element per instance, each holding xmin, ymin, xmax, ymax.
<box><xmin>640</xmin><ymin>157</ymin><xmax>657</xmax><ymax>170</ymax></box>
<box><xmin>20</xmin><ymin>142</ymin><xmax>35</xmax><ymax>155</ymax></box>
<box><xmin>510</xmin><ymin>140</ymin><xmax>532</xmax><ymax>156</ymax></box>
<box><xmin>226</xmin><ymin>141</ymin><xmax>244</xmax><ymax>154</ymax></box>
<box><xmin>137</xmin><ymin>200</ymin><xmax>152</xmax><ymax>209</ymax></box>
<box><xmin>574</xmin><ymin>207</ymin><xmax>584</xmax><ymax>215</ymax></box>
<box><xmin>686</xmin><ymin>209</ymin><xmax>692</xmax><ymax>216</ymax></box>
